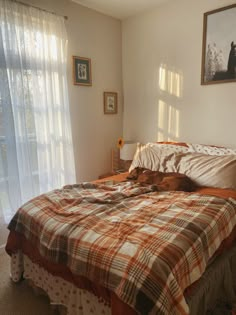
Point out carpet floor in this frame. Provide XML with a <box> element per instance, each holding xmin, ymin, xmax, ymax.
<box><xmin>0</xmin><ymin>251</ymin><xmax>55</xmax><ymax>315</ymax></box>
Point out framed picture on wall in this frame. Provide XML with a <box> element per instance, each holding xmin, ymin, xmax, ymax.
<box><xmin>73</xmin><ymin>56</ymin><xmax>92</xmax><ymax>86</ymax></box>
<box><xmin>104</xmin><ymin>92</ymin><xmax>117</xmax><ymax>114</ymax></box>
<box><xmin>201</xmin><ymin>4</ymin><xmax>236</xmax><ymax>85</ymax></box>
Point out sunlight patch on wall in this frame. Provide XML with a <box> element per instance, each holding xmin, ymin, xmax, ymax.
<box><xmin>157</xmin><ymin>100</ymin><xmax>180</xmax><ymax>141</ymax></box>
<box><xmin>168</xmin><ymin>105</ymin><xmax>179</xmax><ymax>138</ymax></box>
<box><xmin>159</xmin><ymin>64</ymin><xmax>183</xmax><ymax>98</ymax></box>
<box><xmin>157</xmin><ymin>100</ymin><xmax>165</xmax><ymax>130</ymax></box>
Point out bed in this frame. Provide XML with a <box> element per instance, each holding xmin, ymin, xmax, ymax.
<box><xmin>5</xmin><ymin>141</ymin><xmax>236</xmax><ymax>315</ymax></box>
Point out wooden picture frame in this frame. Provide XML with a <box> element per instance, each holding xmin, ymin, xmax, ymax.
<box><xmin>73</xmin><ymin>56</ymin><xmax>92</xmax><ymax>86</ymax></box>
<box><xmin>104</xmin><ymin>92</ymin><xmax>117</xmax><ymax>114</ymax></box>
<box><xmin>201</xmin><ymin>4</ymin><xmax>236</xmax><ymax>85</ymax></box>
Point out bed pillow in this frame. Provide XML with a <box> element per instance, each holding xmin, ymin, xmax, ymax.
<box><xmin>177</xmin><ymin>152</ymin><xmax>236</xmax><ymax>189</ymax></box>
<box><xmin>188</xmin><ymin>143</ymin><xmax>236</xmax><ymax>156</ymax></box>
<box><xmin>154</xmin><ymin>141</ymin><xmax>190</xmax><ymax>152</ymax></box>
<box><xmin>129</xmin><ymin>142</ymin><xmax>189</xmax><ymax>172</ymax></box>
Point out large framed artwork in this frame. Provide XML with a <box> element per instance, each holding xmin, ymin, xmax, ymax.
<box><xmin>73</xmin><ymin>56</ymin><xmax>92</xmax><ymax>86</ymax></box>
<box><xmin>201</xmin><ymin>4</ymin><xmax>236</xmax><ymax>85</ymax></box>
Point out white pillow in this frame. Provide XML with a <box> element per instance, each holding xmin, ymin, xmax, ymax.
<box><xmin>188</xmin><ymin>143</ymin><xmax>236</xmax><ymax>156</ymax></box>
<box><xmin>129</xmin><ymin>142</ymin><xmax>188</xmax><ymax>173</ymax></box>
<box><xmin>177</xmin><ymin>152</ymin><xmax>236</xmax><ymax>189</ymax></box>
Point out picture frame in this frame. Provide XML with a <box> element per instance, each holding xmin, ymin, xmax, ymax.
<box><xmin>73</xmin><ymin>56</ymin><xmax>92</xmax><ymax>86</ymax></box>
<box><xmin>104</xmin><ymin>92</ymin><xmax>117</xmax><ymax>114</ymax></box>
<box><xmin>201</xmin><ymin>4</ymin><xmax>236</xmax><ymax>85</ymax></box>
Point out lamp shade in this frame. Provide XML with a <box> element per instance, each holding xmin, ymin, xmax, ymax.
<box><xmin>120</xmin><ymin>142</ymin><xmax>136</xmax><ymax>160</ymax></box>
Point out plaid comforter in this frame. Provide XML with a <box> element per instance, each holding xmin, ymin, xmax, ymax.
<box><xmin>8</xmin><ymin>182</ymin><xmax>236</xmax><ymax>315</ymax></box>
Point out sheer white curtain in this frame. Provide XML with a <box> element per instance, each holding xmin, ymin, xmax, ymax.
<box><xmin>0</xmin><ymin>0</ymin><xmax>76</xmax><ymax>224</ymax></box>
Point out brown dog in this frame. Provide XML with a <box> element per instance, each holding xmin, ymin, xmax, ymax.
<box><xmin>127</xmin><ymin>167</ymin><xmax>196</xmax><ymax>192</ymax></box>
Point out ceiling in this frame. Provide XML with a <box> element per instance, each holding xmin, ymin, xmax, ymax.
<box><xmin>71</xmin><ymin>0</ymin><xmax>170</xmax><ymax>20</ymax></box>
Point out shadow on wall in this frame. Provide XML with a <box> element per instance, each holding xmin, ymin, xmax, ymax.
<box><xmin>157</xmin><ymin>64</ymin><xmax>183</xmax><ymax>141</ymax></box>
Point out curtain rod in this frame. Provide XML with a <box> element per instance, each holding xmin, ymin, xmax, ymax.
<box><xmin>11</xmin><ymin>0</ymin><xmax>68</xmax><ymax>20</ymax></box>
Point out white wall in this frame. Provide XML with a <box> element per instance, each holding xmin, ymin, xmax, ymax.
<box><xmin>23</xmin><ymin>0</ymin><xmax>123</xmax><ymax>181</ymax></box>
<box><xmin>122</xmin><ymin>0</ymin><xmax>236</xmax><ymax>148</ymax></box>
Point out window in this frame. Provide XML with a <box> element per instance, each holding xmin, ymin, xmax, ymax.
<box><xmin>0</xmin><ymin>0</ymin><xmax>75</xmax><ymax>224</ymax></box>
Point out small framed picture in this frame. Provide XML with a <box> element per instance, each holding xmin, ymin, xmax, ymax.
<box><xmin>104</xmin><ymin>92</ymin><xmax>117</xmax><ymax>114</ymax></box>
<box><xmin>73</xmin><ymin>56</ymin><xmax>92</xmax><ymax>86</ymax></box>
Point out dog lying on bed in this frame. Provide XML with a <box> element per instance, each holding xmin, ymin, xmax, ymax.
<box><xmin>127</xmin><ymin>167</ymin><xmax>196</xmax><ymax>192</ymax></box>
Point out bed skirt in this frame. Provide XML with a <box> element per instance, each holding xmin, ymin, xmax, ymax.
<box><xmin>10</xmin><ymin>245</ymin><xmax>236</xmax><ymax>315</ymax></box>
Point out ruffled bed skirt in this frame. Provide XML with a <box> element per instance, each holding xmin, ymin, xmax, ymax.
<box><xmin>11</xmin><ymin>253</ymin><xmax>111</xmax><ymax>315</ymax></box>
<box><xmin>10</xmin><ymin>245</ymin><xmax>236</xmax><ymax>315</ymax></box>
<box><xmin>186</xmin><ymin>245</ymin><xmax>236</xmax><ymax>315</ymax></box>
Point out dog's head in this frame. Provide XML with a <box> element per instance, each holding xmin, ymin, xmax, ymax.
<box><xmin>126</xmin><ymin>167</ymin><xmax>149</xmax><ymax>180</ymax></box>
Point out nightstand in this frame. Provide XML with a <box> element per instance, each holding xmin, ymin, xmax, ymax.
<box><xmin>98</xmin><ymin>149</ymin><xmax>131</xmax><ymax>180</ymax></box>
<box><xmin>112</xmin><ymin>149</ymin><xmax>131</xmax><ymax>171</ymax></box>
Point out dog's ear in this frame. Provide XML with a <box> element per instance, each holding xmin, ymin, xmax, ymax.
<box><xmin>137</xmin><ymin>172</ymin><xmax>153</xmax><ymax>184</ymax></box>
